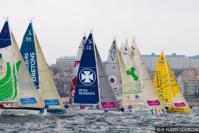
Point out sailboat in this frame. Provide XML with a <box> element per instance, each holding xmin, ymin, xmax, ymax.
<box><xmin>73</xmin><ymin>33</ymin><xmax>99</xmax><ymax>112</ymax></box>
<box><xmin>20</xmin><ymin>22</ymin><xmax>65</xmax><ymax>115</ymax></box>
<box><xmin>130</xmin><ymin>38</ymin><xmax>163</xmax><ymax>114</ymax></box>
<box><xmin>104</xmin><ymin>40</ymin><xmax>123</xmax><ymax>107</ymax></box>
<box><xmin>0</xmin><ymin>20</ymin><xmax>45</xmax><ymax>116</ymax></box>
<box><xmin>118</xmin><ymin>47</ymin><xmax>145</xmax><ymax>111</ymax></box>
<box><xmin>95</xmin><ymin>45</ymin><xmax>118</xmax><ymax>111</ymax></box>
<box><xmin>69</xmin><ymin>36</ymin><xmax>86</xmax><ymax>105</ymax></box>
<box><xmin>74</xmin><ymin>33</ymin><xmax>118</xmax><ymax>113</ymax></box>
<box><xmin>154</xmin><ymin>51</ymin><xmax>192</xmax><ymax>113</ymax></box>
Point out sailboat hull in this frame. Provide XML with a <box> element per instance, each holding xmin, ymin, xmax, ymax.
<box><xmin>70</xmin><ymin>109</ymin><xmax>122</xmax><ymax>115</ymax></box>
<box><xmin>121</xmin><ymin>106</ymin><xmax>166</xmax><ymax>115</ymax></box>
<box><xmin>0</xmin><ymin>107</ymin><xmax>44</xmax><ymax>116</ymax></box>
<box><xmin>46</xmin><ymin>108</ymin><xmax>67</xmax><ymax>115</ymax></box>
<box><xmin>166</xmin><ymin>107</ymin><xmax>192</xmax><ymax>113</ymax></box>
<box><xmin>0</xmin><ymin>108</ymin><xmax>69</xmax><ymax>116</ymax></box>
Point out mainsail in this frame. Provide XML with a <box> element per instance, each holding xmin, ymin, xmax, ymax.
<box><xmin>69</xmin><ymin>36</ymin><xmax>86</xmax><ymax>102</ymax></box>
<box><xmin>130</xmin><ymin>38</ymin><xmax>162</xmax><ymax>110</ymax></box>
<box><xmin>20</xmin><ymin>23</ymin><xmax>63</xmax><ymax>109</ymax></box>
<box><xmin>74</xmin><ymin>33</ymin><xmax>99</xmax><ymax>104</ymax></box>
<box><xmin>12</xmin><ymin>33</ymin><xmax>44</xmax><ymax>108</ymax></box>
<box><xmin>154</xmin><ymin>52</ymin><xmax>191</xmax><ymax>112</ymax></box>
<box><xmin>95</xmin><ymin>45</ymin><xmax>118</xmax><ymax>110</ymax></box>
<box><xmin>0</xmin><ymin>21</ymin><xmax>19</xmax><ymax>102</ymax></box>
<box><xmin>104</xmin><ymin>40</ymin><xmax>122</xmax><ymax>106</ymax></box>
<box><xmin>118</xmin><ymin>49</ymin><xmax>144</xmax><ymax>108</ymax></box>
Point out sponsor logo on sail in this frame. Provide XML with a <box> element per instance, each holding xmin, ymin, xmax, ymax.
<box><xmin>79</xmin><ymin>68</ymin><xmax>96</xmax><ymax>86</ymax></box>
<box><xmin>109</xmin><ymin>76</ymin><xmax>118</xmax><ymax>89</ymax></box>
<box><xmin>126</xmin><ymin>67</ymin><xmax>139</xmax><ymax>81</ymax></box>
<box><xmin>24</xmin><ymin>52</ymin><xmax>37</xmax><ymax>82</ymax></box>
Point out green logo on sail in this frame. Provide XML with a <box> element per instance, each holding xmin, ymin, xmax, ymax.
<box><xmin>0</xmin><ymin>61</ymin><xmax>22</xmax><ymax>101</ymax></box>
<box><xmin>126</xmin><ymin>67</ymin><xmax>138</xmax><ymax>81</ymax></box>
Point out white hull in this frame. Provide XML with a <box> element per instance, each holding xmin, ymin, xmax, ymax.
<box><xmin>122</xmin><ymin>107</ymin><xmax>166</xmax><ymax>115</ymax></box>
<box><xmin>0</xmin><ymin>109</ymin><xmax>43</xmax><ymax>116</ymax></box>
<box><xmin>46</xmin><ymin>108</ymin><xmax>68</xmax><ymax>116</ymax></box>
<box><xmin>0</xmin><ymin>108</ymin><xmax>69</xmax><ymax>116</ymax></box>
<box><xmin>70</xmin><ymin>109</ymin><xmax>122</xmax><ymax>115</ymax></box>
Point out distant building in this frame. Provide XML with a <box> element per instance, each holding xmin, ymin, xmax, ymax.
<box><xmin>142</xmin><ymin>53</ymin><xmax>158</xmax><ymax>72</ymax></box>
<box><xmin>56</xmin><ymin>56</ymin><xmax>75</xmax><ymax>73</ymax></box>
<box><xmin>52</xmin><ymin>56</ymin><xmax>75</xmax><ymax>97</ymax></box>
<box><xmin>189</xmin><ymin>55</ymin><xmax>199</xmax><ymax>68</ymax></box>
<box><xmin>142</xmin><ymin>53</ymin><xmax>199</xmax><ymax>73</ymax></box>
<box><xmin>177</xmin><ymin>68</ymin><xmax>199</xmax><ymax>98</ymax></box>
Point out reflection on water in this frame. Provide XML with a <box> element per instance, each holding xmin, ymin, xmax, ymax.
<box><xmin>0</xmin><ymin>107</ymin><xmax>198</xmax><ymax>133</ymax></box>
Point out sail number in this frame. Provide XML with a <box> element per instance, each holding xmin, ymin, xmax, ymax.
<box><xmin>86</xmin><ymin>46</ymin><xmax>92</xmax><ymax>50</ymax></box>
<box><xmin>25</xmin><ymin>37</ymin><xmax>32</xmax><ymax>42</ymax></box>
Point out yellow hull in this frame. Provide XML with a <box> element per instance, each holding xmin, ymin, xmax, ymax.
<box><xmin>167</xmin><ymin>107</ymin><xmax>192</xmax><ymax>113</ymax></box>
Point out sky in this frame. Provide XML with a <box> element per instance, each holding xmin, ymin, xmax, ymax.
<box><xmin>0</xmin><ymin>0</ymin><xmax>199</xmax><ymax>64</ymax></box>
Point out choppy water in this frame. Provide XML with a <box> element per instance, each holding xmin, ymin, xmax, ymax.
<box><xmin>0</xmin><ymin>107</ymin><xmax>199</xmax><ymax>133</ymax></box>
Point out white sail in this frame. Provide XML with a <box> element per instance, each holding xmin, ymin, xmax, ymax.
<box><xmin>35</xmin><ymin>35</ymin><xmax>64</xmax><ymax>109</ymax></box>
<box><xmin>130</xmin><ymin>37</ymin><xmax>162</xmax><ymax>110</ymax></box>
<box><xmin>104</xmin><ymin>40</ymin><xmax>122</xmax><ymax>106</ymax></box>
<box><xmin>121</xmin><ymin>39</ymin><xmax>129</xmax><ymax>65</ymax></box>
<box><xmin>0</xmin><ymin>21</ymin><xmax>19</xmax><ymax>103</ymax></box>
<box><xmin>118</xmin><ymin>50</ymin><xmax>145</xmax><ymax>108</ymax></box>
<box><xmin>70</xmin><ymin>36</ymin><xmax>86</xmax><ymax>99</ymax></box>
<box><xmin>74</xmin><ymin>36</ymin><xmax>86</xmax><ymax>74</ymax></box>
<box><xmin>95</xmin><ymin>45</ymin><xmax>118</xmax><ymax>110</ymax></box>
<box><xmin>12</xmin><ymin>34</ymin><xmax>44</xmax><ymax>108</ymax></box>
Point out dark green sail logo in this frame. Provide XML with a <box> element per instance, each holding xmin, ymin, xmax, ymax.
<box><xmin>126</xmin><ymin>67</ymin><xmax>138</xmax><ymax>81</ymax></box>
<box><xmin>0</xmin><ymin>61</ymin><xmax>22</xmax><ymax>101</ymax></box>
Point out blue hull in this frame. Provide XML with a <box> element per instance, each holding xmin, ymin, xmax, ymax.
<box><xmin>47</xmin><ymin>109</ymin><xmax>66</xmax><ymax>115</ymax></box>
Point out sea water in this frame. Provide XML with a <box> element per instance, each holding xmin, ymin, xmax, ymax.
<box><xmin>0</xmin><ymin>107</ymin><xmax>198</xmax><ymax>133</ymax></box>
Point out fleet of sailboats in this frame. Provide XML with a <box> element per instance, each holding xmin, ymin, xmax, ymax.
<box><xmin>0</xmin><ymin>19</ymin><xmax>193</xmax><ymax>116</ymax></box>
